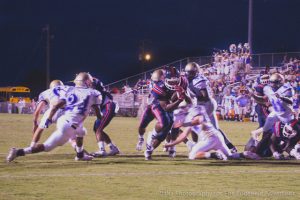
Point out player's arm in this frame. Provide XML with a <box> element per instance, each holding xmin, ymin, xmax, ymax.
<box><xmin>32</xmin><ymin>101</ymin><xmax>47</xmax><ymax>133</ymax></box>
<box><xmin>275</xmin><ymin>94</ymin><xmax>293</xmax><ymax>105</ymax></box>
<box><xmin>164</xmin><ymin>127</ymin><xmax>192</xmax><ymax>147</ymax></box>
<box><xmin>270</xmin><ymin>134</ymin><xmax>280</xmax><ymax>153</ymax></box>
<box><xmin>46</xmin><ymin>99</ymin><xmax>66</xmax><ymax>122</ymax></box>
<box><xmin>92</xmin><ymin>105</ymin><xmax>102</xmax><ymax>119</ymax></box>
<box><xmin>270</xmin><ymin>134</ymin><xmax>284</xmax><ymax>159</ymax></box>
<box><xmin>159</xmin><ymin>99</ymin><xmax>183</xmax><ymax>112</ymax></box>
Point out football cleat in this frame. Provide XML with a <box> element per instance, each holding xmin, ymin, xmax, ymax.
<box><xmin>6</xmin><ymin>148</ymin><xmax>18</xmax><ymax>162</ymax></box>
<box><xmin>75</xmin><ymin>154</ymin><xmax>94</xmax><ymax>161</ymax></box>
<box><xmin>230</xmin><ymin>146</ymin><xmax>238</xmax><ymax>153</ymax></box>
<box><xmin>108</xmin><ymin>146</ymin><xmax>120</xmax><ymax>156</ymax></box>
<box><xmin>144</xmin><ymin>150</ymin><xmax>152</xmax><ymax>160</ymax></box>
<box><xmin>168</xmin><ymin>146</ymin><xmax>176</xmax><ymax>158</ymax></box>
<box><xmin>290</xmin><ymin>149</ymin><xmax>300</xmax><ymax>160</ymax></box>
<box><xmin>91</xmin><ymin>150</ymin><xmax>107</xmax><ymax>158</ymax></box>
<box><xmin>136</xmin><ymin>138</ymin><xmax>144</xmax><ymax>151</ymax></box>
<box><xmin>186</xmin><ymin>140</ymin><xmax>195</xmax><ymax>152</ymax></box>
<box><xmin>215</xmin><ymin>150</ymin><xmax>228</xmax><ymax>161</ymax></box>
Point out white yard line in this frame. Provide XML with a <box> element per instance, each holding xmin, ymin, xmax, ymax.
<box><xmin>1</xmin><ymin>170</ymin><xmax>300</xmax><ymax>178</ymax></box>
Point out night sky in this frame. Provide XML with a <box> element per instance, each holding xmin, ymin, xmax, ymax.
<box><xmin>0</xmin><ymin>0</ymin><xmax>299</xmax><ymax>97</ymax></box>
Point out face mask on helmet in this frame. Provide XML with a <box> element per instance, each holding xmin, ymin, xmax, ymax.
<box><xmin>283</xmin><ymin>124</ymin><xmax>297</xmax><ymax>139</ymax></box>
<box><xmin>259</xmin><ymin>75</ymin><xmax>270</xmax><ymax>85</ymax></box>
<box><xmin>164</xmin><ymin>66</ymin><xmax>181</xmax><ymax>90</ymax></box>
<box><xmin>185</xmin><ymin>62</ymin><xmax>199</xmax><ymax>80</ymax></box>
<box><xmin>269</xmin><ymin>73</ymin><xmax>284</xmax><ymax>89</ymax></box>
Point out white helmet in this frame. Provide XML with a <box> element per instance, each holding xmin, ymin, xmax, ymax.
<box><xmin>185</xmin><ymin>62</ymin><xmax>199</xmax><ymax>80</ymax></box>
<box><xmin>283</xmin><ymin>124</ymin><xmax>297</xmax><ymax>139</ymax></box>
<box><xmin>74</xmin><ymin>72</ymin><xmax>93</xmax><ymax>87</ymax></box>
<box><xmin>151</xmin><ymin>69</ymin><xmax>164</xmax><ymax>82</ymax></box>
<box><xmin>49</xmin><ymin>80</ymin><xmax>64</xmax><ymax>89</ymax></box>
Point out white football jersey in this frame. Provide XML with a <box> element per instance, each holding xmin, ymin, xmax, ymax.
<box><xmin>184</xmin><ymin>106</ymin><xmax>221</xmax><ymax>140</ymax></box>
<box><xmin>263</xmin><ymin>83</ymin><xmax>294</xmax><ymax>122</ymax></box>
<box><xmin>38</xmin><ymin>86</ymin><xmax>71</xmax><ymax>107</ymax></box>
<box><xmin>188</xmin><ymin>74</ymin><xmax>213</xmax><ymax>100</ymax></box>
<box><xmin>62</xmin><ymin>86</ymin><xmax>102</xmax><ymax>125</ymax></box>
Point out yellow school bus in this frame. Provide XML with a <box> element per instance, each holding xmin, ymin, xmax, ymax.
<box><xmin>0</xmin><ymin>86</ymin><xmax>31</xmax><ymax>103</ymax></box>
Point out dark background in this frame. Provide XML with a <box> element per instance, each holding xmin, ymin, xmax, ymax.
<box><xmin>0</xmin><ymin>0</ymin><xmax>299</xmax><ymax>97</ymax></box>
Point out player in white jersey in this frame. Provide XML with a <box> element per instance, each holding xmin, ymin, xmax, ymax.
<box><xmin>164</xmin><ymin>105</ymin><xmax>231</xmax><ymax>160</ymax></box>
<box><xmin>30</xmin><ymin>80</ymin><xmax>68</xmax><ymax>147</ymax></box>
<box><xmin>184</xmin><ymin>62</ymin><xmax>237</xmax><ymax>152</ymax></box>
<box><xmin>7</xmin><ymin>72</ymin><xmax>102</xmax><ymax>162</ymax></box>
<box><xmin>247</xmin><ymin>73</ymin><xmax>295</xmax><ymax>158</ymax></box>
<box><xmin>262</xmin><ymin>73</ymin><xmax>294</xmax><ymax>132</ymax></box>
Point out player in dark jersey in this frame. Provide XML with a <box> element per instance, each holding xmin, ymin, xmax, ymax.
<box><xmin>254</xmin><ymin>74</ymin><xmax>270</xmax><ymax>128</ymax></box>
<box><xmin>91</xmin><ymin>78</ymin><xmax>120</xmax><ymax>157</ymax></box>
<box><xmin>144</xmin><ymin>66</ymin><xmax>190</xmax><ymax>160</ymax></box>
<box><xmin>270</xmin><ymin>119</ymin><xmax>300</xmax><ymax>160</ymax></box>
<box><xmin>136</xmin><ymin>69</ymin><xmax>164</xmax><ymax>151</ymax></box>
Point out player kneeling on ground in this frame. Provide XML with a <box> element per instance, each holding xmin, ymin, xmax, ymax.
<box><xmin>164</xmin><ymin>105</ymin><xmax>232</xmax><ymax>160</ymax></box>
<box><xmin>6</xmin><ymin>72</ymin><xmax>102</xmax><ymax>162</ymax></box>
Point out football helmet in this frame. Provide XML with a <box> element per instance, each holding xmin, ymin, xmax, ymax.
<box><xmin>283</xmin><ymin>123</ymin><xmax>297</xmax><ymax>139</ymax></box>
<box><xmin>92</xmin><ymin>78</ymin><xmax>105</xmax><ymax>91</ymax></box>
<box><xmin>49</xmin><ymin>80</ymin><xmax>64</xmax><ymax>89</ymax></box>
<box><xmin>185</xmin><ymin>62</ymin><xmax>199</xmax><ymax>80</ymax></box>
<box><xmin>259</xmin><ymin>74</ymin><xmax>270</xmax><ymax>85</ymax></box>
<box><xmin>164</xmin><ymin>66</ymin><xmax>181</xmax><ymax>91</ymax></box>
<box><xmin>269</xmin><ymin>73</ymin><xmax>284</xmax><ymax>89</ymax></box>
<box><xmin>74</xmin><ymin>72</ymin><xmax>93</xmax><ymax>87</ymax></box>
<box><xmin>151</xmin><ymin>69</ymin><xmax>164</xmax><ymax>82</ymax></box>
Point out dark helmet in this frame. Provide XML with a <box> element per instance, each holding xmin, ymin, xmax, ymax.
<box><xmin>164</xmin><ymin>66</ymin><xmax>181</xmax><ymax>90</ymax></box>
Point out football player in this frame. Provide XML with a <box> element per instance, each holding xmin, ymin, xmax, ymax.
<box><xmin>248</xmin><ymin>73</ymin><xmax>294</xmax><ymax>158</ymax></box>
<box><xmin>144</xmin><ymin>66</ymin><xmax>190</xmax><ymax>160</ymax></box>
<box><xmin>164</xmin><ymin>105</ymin><xmax>231</xmax><ymax>160</ymax></box>
<box><xmin>7</xmin><ymin>72</ymin><xmax>101</xmax><ymax>162</ymax></box>
<box><xmin>91</xmin><ymin>78</ymin><xmax>120</xmax><ymax>157</ymax></box>
<box><xmin>184</xmin><ymin>62</ymin><xmax>237</xmax><ymax>152</ymax></box>
<box><xmin>136</xmin><ymin>69</ymin><xmax>164</xmax><ymax>151</ymax></box>
<box><xmin>31</xmin><ymin>80</ymin><xmax>66</xmax><ymax>147</ymax></box>
<box><xmin>270</xmin><ymin>119</ymin><xmax>300</xmax><ymax>160</ymax></box>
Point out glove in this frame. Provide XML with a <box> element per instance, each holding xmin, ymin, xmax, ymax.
<box><xmin>273</xmin><ymin>151</ymin><xmax>284</xmax><ymax>160</ymax></box>
<box><xmin>43</xmin><ymin>119</ymin><xmax>52</xmax><ymax>129</ymax></box>
<box><xmin>175</xmin><ymin>86</ymin><xmax>186</xmax><ymax>100</ymax></box>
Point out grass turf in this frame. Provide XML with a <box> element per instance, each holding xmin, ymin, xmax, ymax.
<box><xmin>0</xmin><ymin>113</ymin><xmax>299</xmax><ymax>200</ymax></box>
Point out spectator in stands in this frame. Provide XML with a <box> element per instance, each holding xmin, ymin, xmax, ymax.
<box><xmin>17</xmin><ymin>98</ymin><xmax>26</xmax><ymax>114</ymax></box>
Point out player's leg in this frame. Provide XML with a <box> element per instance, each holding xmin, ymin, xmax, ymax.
<box><xmin>136</xmin><ymin>106</ymin><xmax>154</xmax><ymax>151</ymax></box>
<box><xmin>144</xmin><ymin>105</ymin><xmax>172</xmax><ymax>160</ymax></box>
<box><xmin>7</xmin><ymin>119</ymin><xmax>73</xmax><ymax>162</ymax></box>
<box><xmin>93</xmin><ymin>102</ymin><xmax>119</xmax><ymax>156</ymax></box>
<box><xmin>189</xmin><ymin>137</ymin><xmax>225</xmax><ymax>160</ymax></box>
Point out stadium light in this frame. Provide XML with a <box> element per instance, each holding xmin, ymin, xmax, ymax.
<box><xmin>144</xmin><ymin>53</ymin><xmax>151</xmax><ymax>61</ymax></box>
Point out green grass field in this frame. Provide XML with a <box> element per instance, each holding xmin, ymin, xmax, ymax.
<box><xmin>0</xmin><ymin>113</ymin><xmax>300</xmax><ymax>200</ymax></box>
